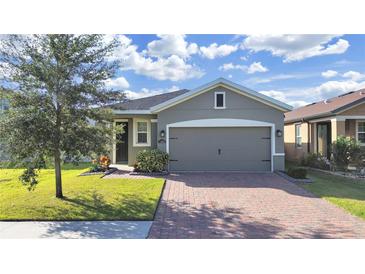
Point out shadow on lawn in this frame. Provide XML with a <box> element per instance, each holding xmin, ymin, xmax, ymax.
<box><xmin>303</xmin><ymin>170</ymin><xmax>365</xmax><ymax>201</ymax></box>
<box><xmin>60</xmin><ymin>192</ymin><xmax>158</xmax><ymax>220</ymax></box>
<box><xmin>25</xmin><ymin>190</ymin><xmax>159</xmax><ymax>223</ymax></box>
<box><xmin>37</xmin><ymin>191</ymin><xmax>158</xmax><ymax>238</ymax></box>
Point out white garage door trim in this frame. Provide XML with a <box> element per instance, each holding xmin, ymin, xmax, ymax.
<box><xmin>166</xmin><ymin>118</ymin><xmax>276</xmax><ymax>172</ymax></box>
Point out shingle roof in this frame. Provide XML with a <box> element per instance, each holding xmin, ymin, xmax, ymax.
<box><xmin>110</xmin><ymin>89</ymin><xmax>190</xmax><ymax>110</ymax></box>
<box><xmin>285</xmin><ymin>88</ymin><xmax>365</xmax><ymax>123</ymax></box>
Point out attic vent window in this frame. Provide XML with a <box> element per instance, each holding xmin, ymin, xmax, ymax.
<box><xmin>214</xmin><ymin>92</ymin><xmax>226</xmax><ymax>109</ymax></box>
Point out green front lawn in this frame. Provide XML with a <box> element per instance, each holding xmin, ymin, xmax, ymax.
<box><xmin>0</xmin><ymin>164</ymin><xmax>165</xmax><ymax>221</ymax></box>
<box><xmin>299</xmin><ymin>169</ymin><xmax>365</xmax><ymax>220</ymax></box>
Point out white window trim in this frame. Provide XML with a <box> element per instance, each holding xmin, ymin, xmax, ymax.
<box><xmin>295</xmin><ymin>123</ymin><xmax>302</xmax><ymax>149</ymax></box>
<box><xmin>356</xmin><ymin>120</ymin><xmax>365</xmax><ymax>146</ymax></box>
<box><xmin>214</xmin><ymin>91</ymin><xmax>226</xmax><ymax>109</ymax></box>
<box><xmin>133</xmin><ymin>118</ymin><xmax>151</xmax><ymax>147</ymax></box>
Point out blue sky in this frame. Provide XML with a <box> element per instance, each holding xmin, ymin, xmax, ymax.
<box><xmin>106</xmin><ymin>34</ymin><xmax>365</xmax><ymax>108</ymax></box>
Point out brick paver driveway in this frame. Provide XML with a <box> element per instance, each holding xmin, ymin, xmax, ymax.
<box><xmin>148</xmin><ymin>173</ymin><xmax>365</xmax><ymax>239</ymax></box>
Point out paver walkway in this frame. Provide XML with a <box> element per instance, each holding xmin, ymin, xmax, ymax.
<box><xmin>148</xmin><ymin>172</ymin><xmax>365</xmax><ymax>239</ymax></box>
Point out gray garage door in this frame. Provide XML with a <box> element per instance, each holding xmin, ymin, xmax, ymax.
<box><xmin>169</xmin><ymin>127</ymin><xmax>271</xmax><ymax>171</ymax></box>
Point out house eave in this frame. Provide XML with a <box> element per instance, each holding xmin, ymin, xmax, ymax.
<box><xmin>112</xmin><ymin>109</ymin><xmax>152</xmax><ymax>115</ymax></box>
<box><xmin>284</xmin><ymin>112</ymin><xmax>335</xmax><ymax>124</ymax></box>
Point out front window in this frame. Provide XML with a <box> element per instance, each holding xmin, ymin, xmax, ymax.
<box><xmin>137</xmin><ymin>121</ymin><xmax>148</xmax><ymax>143</ymax></box>
<box><xmin>357</xmin><ymin>121</ymin><xmax>365</xmax><ymax>145</ymax></box>
<box><xmin>133</xmin><ymin>119</ymin><xmax>151</xmax><ymax>146</ymax></box>
<box><xmin>295</xmin><ymin>124</ymin><xmax>302</xmax><ymax>148</ymax></box>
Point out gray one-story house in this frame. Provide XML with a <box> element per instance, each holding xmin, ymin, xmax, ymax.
<box><xmin>110</xmin><ymin>78</ymin><xmax>292</xmax><ymax>172</ymax></box>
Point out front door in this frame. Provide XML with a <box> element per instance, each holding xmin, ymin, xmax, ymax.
<box><xmin>317</xmin><ymin>122</ymin><xmax>331</xmax><ymax>158</ymax></box>
<box><xmin>116</xmin><ymin>122</ymin><xmax>128</xmax><ymax>163</ymax></box>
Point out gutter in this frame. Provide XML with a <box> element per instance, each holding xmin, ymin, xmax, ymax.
<box><xmin>112</xmin><ymin>110</ymin><xmax>152</xmax><ymax>115</ymax></box>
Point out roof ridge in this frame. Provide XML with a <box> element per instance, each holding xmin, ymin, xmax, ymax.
<box><xmin>124</xmin><ymin>88</ymin><xmax>189</xmax><ymax>102</ymax></box>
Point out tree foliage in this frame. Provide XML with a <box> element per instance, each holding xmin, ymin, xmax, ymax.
<box><xmin>0</xmin><ymin>35</ymin><xmax>125</xmax><ymax>197</ymax></box>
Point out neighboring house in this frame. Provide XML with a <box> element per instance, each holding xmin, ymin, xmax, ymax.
<box><xmin>284</xmin><ymin>89</ymin><xmax>365</xmax><ymax>161</ymax></box>
<box><xmin>109</xmin><ymin>78</ymin><xmax>292</xmax><ymax>172</ymax></box>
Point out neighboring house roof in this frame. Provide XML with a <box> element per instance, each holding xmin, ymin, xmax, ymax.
<box><xmin>285</xmin><ymin>88</ymin><xmax>365</xmax><ymax>123</ymax></box>
<box><xmin>112</xmin><ymin>78</ymin><xmax>293</xmax><ymax>114</ymax></box>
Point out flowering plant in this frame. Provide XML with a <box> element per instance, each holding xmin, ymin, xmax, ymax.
<box><xmin>89</xmin><ymin>155</ymin><xmax>111</xmax><ymax>172</ymax></box>
<box><xmin>99</xmin><ymin>155</ymin><xmax>111</xmax><ymax>170</ymax></box>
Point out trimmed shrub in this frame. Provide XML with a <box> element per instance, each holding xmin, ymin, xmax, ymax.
<box><xmin>332</xmin><ymin>136</ymin><xmax>361</xmax><ymax>171</ymax></box>
<box><xmin>135</xmin><ymin>149</ymin><xmax>169</xmax><ymax>173</ymax></box>
<box><xmin>302</xmin><ymin>153</ymin><xmax>331</xmax><ymax>170</ymax></box>
<box><xmin>287</xmin><ymin>167</ymin><xmax>307</xmax><ymax>179</ymax></box>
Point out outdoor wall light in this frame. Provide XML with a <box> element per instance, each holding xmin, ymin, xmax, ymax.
<box><xmin>276</xmin><ymin>129</ymin><xmax>283</xmax><ymax>137</ymax></box>
<box><xmin>160</xmin><ymin>130</ymin><xmax>165</xmax><ymax>138</ymax></box>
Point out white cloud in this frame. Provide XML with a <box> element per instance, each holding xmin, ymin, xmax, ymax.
<box><xmin>228</xmin><ymin>74</ymin><xmax>233</xmax><ymax>79</ymax></box>
<box><xmin>104</xmin><ymin>76</ymin><xmax>130</xmax><ymax>89</ymax></box>
<box><xmin>245</xmin><ymin>73</ymin><xmax>306</xmax><ymax>85</ymax></box>
<box><xmin>200</xmin><ymin>43</ymin><xmax>238</xmax><ymax>59</ymax></box>
<box><xmin>259</xmin><ymin>90</ymin><xmax>287</xmax><ymax>102</ymax></box>
<box><xmin>247</xmin><ymin>62</ymin><xmax>268</xmax><ymax>74</ymax></box>
<box><xmin>313</xmin><ymin>79</ymin><xmax>365</xmax><ymax>95</ymax></box>
<box><xmin>107</xmin><ymin>35</ymin><xmax>204</xmax><ymax>81</ymax></box>
<box><xmin>219</xmin><ymin>61</ymin><xmax>268</xmax><ymax>74</ymax></box>
<box><xmin>288</xmin><ymin>101</ymin><xmax>309</xmax><ymax>108</ymax></box>
<box><xmin>242</xmin><ymin>35</ymin><xmax>350</xmax><ymax>62</ymax></box>
<box><xmin>259</xmin><ymin>76</ymin><xmax>365</xmax><ymax>109</ymax></box>
<box><xmin>147</xmin><ymin>35</ymin><xmax>198</xmax><ymax>59</ymax></box>
<box><xmin>342</xmin><ymin>70</ymin><xmax>365</xmax><ymax>81</ymax></box>
<box><xmin>321</xmin><ymin>70</ymin><xmax>338</xmax><ymax>78</ymax></box>
<box><xmin>219</xmin><ymin>63</ymin><xmax>246</xmax><ymax>71</ymax></box>
<box><xmin>260</xmin><ymin>90</ymin><xmax>307</xmax><ymax>108</ymax></box>
<box><xmin>125</xmin><ymin>85</ymin><xmax>180</xmax><ymax>99</ymax></box>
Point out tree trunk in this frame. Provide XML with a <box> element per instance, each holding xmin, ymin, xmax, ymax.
<box><xmin>54</xmin><ymin>150</ymin><xmax>63</xmax><ymax>198</ymax></box>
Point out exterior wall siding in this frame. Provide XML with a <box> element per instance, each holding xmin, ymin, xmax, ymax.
<box><xmin>340</xmin><ymin>103</ymin><xmax>365</xmax><ymax>115</ymax></box>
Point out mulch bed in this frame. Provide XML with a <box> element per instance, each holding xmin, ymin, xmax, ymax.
<box><xmin>79</xmin><ymin>167</ymin><xmax>118</xmax><ymax>178</ymax></box>
<box><xmin>275</xmin><ymin>170</ymin><xmax>312</xmax><ymax>183</ymax></box>
<box><xmin>308</xmin><ymin>167</ymin><xmax>365</xmax><ymax>180</ymax></box>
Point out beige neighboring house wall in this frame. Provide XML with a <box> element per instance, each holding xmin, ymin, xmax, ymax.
<box><xmin>284</xmin><ymin>122</ymin><xmax>309</xmax><ymax>161</ymax></box>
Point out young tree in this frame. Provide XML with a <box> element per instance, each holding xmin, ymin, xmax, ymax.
<box><xmin>0</xmin><ymin>35</ymin><xmax>125</xmax><ymax>198</ymax></box>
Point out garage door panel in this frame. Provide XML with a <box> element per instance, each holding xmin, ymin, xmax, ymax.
<box><xmin>169</xmin><ymin>159</ymin><xmax>271</xmax><ymax>172</ymax></box>
<box><xmin>169</xmin><ymin>127</ymin><xmax>271</xmax><ymax>171</ymax></box>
